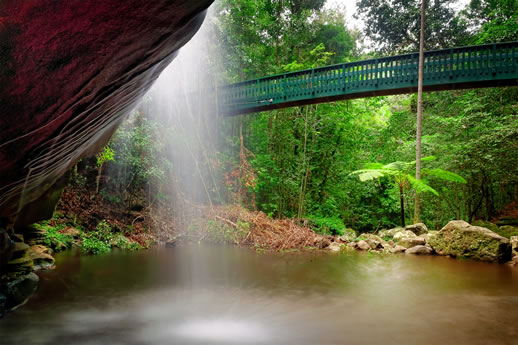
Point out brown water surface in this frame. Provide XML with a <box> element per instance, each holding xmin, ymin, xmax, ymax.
<box><xmin>0</xmin><ymin>245</ymin><xmax>517</xmax><ymax>345</ymax></box>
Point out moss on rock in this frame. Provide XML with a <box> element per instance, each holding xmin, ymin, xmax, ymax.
<box><xmin>429</xmin><ymin>220</ymin><xmax>511</xmax><ymax>263</ymax></box>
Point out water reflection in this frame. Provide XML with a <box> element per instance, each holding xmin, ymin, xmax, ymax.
<box><xmin>1</xmin><ymin>245</ymin><xmax>517</xmax><ymax>345</ymax></box>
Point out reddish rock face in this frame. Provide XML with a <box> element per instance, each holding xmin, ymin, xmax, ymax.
<box><xmin>0</xmin><ymin>0</ymin><xmax>212</xmax><ymax>221</ymax></box>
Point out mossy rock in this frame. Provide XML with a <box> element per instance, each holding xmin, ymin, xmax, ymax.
<box><xmin>495</xmin><ymin>225</ymin><xmax>518</xmax><ymax>239</ymax></box>
<box><xmin>10</xmin><ymin>242</ymin><xmax>29</xmax><ymax>260</ymax></box>
<box><xmin>405</xmin><ymin>223</ymin><xmax>428</xmax><ymax>236</ymax></box>
<box><xmin>1</xmin><ymin>272</ymin><xmax>39</xmax><ymax>310</ymax></box>
<box><xmin>429</xmin><ymin>220</ymin><xmax>511</xmax><ymax>263</ymax></box>
<box><xmin>495</xmin><ymin>217</ymin><xmax>518</xmax><ymax>227</ymax></box>
<box><xmin>471</xmin><ymin>220</ymin><xmax>499</xmax><ymax>233</ymax></box>
<box><xmin>378</xmin><ymin>227</ymin><xmax>404</xmax><ymax>238</ymax></box>
<box><xmin>6</xmin><ymin>256</ymin><xmax>34</xmax><ymax>277</ymax></box>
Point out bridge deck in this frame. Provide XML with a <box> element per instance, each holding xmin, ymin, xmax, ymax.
<box><xmin>220</xmin><ymin>42</ymin><xmax>518</xmax><ymax>116</ymax></box>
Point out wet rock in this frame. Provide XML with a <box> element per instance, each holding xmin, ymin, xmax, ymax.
<box><xmin>10</xmin><ymin>242</ymin><xmax>30</xmax><ymax>260</ymax></box>
<box><xmin>0</xmin><ymin>272</ymin><xmax>39</xmax><ymax>312</ymax></box>
<box><xmin>357</xmin><ymin>240</ymin><xmax>371</xmax><ymax>251</ymax></box>
<box><xmin>19</xmin><ymin>225</ymin><xmax>47</xmax><ymax>246</ymax></box>
<box><xmin>390</xmin><ymin>245</ymin><xmax>407</xmax><ymax>254</ymax></box>
<box><xmin>405</xmin><ymin>223</ymin><xmax>428</xmax><ymax>236</ymax></box>
<box><xmin>507</xmin><ymin>256</ymin><xmax>518</xmax><ymax>267</ymax></box>
<box><xmin>471</xmin><ymin>220</ymin><xmax>499</xmax><ymax>233</ymax></box>
<box><xmin>6</xmin><ymin>256</ymin><xmax>34</xmax><ymax>278</ymax></box>
<box><xmin>428</xmin><ymin>220</ymin><xmax>511</xmax><ymax>263</ymax></box>
<box><xmin>398</xmin><ymin>237</ymin><xmax>426</xmax><ymax>249</ymax></box>
<box><xmin>10</xmin><ymin>233</ymin><xmax>24</xmax><ymax>243</ymax></box>
<box><xmin>393</xmin><ymin>230</ymin><xmax>417</xmax><ymax>241</ymax></box>
<box><xmin>347</xmin><ymin>242</ymin><xmax>358</xmax><ymax>249</ymax></box>
<box><xmin>29</xmin><ymin>245</ymin><xmax>55</xmax><ymax>271</ymax></box>
<box><xmin>0</xmin><ymin>230</ymin><xmax>15</xmax><ymax>268</ymax></box>
<box><xmin>328</xmin><ymin>242</ymin><xmax>343</xmax><ymax>252</ymax></box>
<box><xmin>405</xmin><ymin>245</ymin><xmax>433</xmax><ymax>255</ymax></box>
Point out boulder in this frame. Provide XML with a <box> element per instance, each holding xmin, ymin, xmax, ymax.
<box><xmin>428</xmin><ymin>220</ymin><xmax>511</xmax><ymax>263</ymax></box>
<box><xmin>390</xmin><ymin>245</ymin><xmax>407</xmax><ymax>254</ymax></box>
<box><xmin>338</xmin><ymin>233</ymin><xmax>356</xmax><ymax>243</ymax></box>
<box><xmin>328</xmin><ymin>242</ymin><xmax>343</xmax><ymax>252</ymax></box>
<box><xmin>29</xmin><ymin>246</ymin><xmax>55</xmax><ymax>271</ymax></box>
<box><xmin>347</xmin><ymin>242</ymin><xmax>358</xmax><ymax>249</ymax></box>
<box><xmin>405</xmin><ymin>223</ymin><xmax>428</xmax><ymax>236</ymax></box>
<box><xmin>393</xmin><ymin>230</ymin><xmax>417</xmax><ymax>241</ymax></box>
<box><xmin>18</xmin><ymin>225</ymin><xmax>47</xmax><ymax>246</ymax></box>
<box><xmin>357</xmin><ymin>240</ymin><xmax>371</xmax><ymax>251</ymax></box>
<box><xmin>398</xmin><ymin>237</ymin><xmax>426</xmax><ymax>249</ymax></box>
<box><xmin>511</xmin><ymin>236</ymin><xmax>518</xmax><ymax>258</ymax></box>
<box><xmin>9</xmin><ymin>242</ymin><xmax>30</xmax><ymax>261</ymax></box>
<box><xmin>471</xmin><ymin>220</ymin><xmax>499</xmax><ymax>233</ymax></box>
<box><xmin>363</xmin><ymin>233</ymin><xmax>386</xmax><ymax>244</ymax></box>
<box><xmin>421</xmin><ymin>231</ymin><xmax>438</xmax><ymax>244</ymax></box>
<box><xmin>0</xmin><ymin>272</ymin><xmax>39</xmax><ymax>312</ymax></box>
<box><xmin>405</xmin><ymin>245</ymin><xmax>433</xmax><ymax>255</ymax></box>
<box><xmin>496</xmin><ymin>225</ymin><xmax>518</xmax><ymax>239</ymax></box>
<box><xmin>378</xmin><ymin>227</ymin><xmax>404</xmax><ymax>238</ymax></box>
<box><xmin>5</xmin><ymin>256</ymin><xmax>34</xmax><ymax>278</ymax></box>
<box><xmin>365</xmin><ymin>239</ymin><xmax>383</xmax><ymax>250</ymax></box>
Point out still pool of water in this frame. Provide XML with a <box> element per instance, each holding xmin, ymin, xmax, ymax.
<box><xmin>1</xmin><ymin>245</ymin><xmax>517</xmax><ymax>345</ymax></box>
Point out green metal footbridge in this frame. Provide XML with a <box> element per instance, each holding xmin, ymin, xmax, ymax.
<box><xmin>220</xmin><ymin>42</ymin><xmax>518</xmax><ymax>116</ymax></box>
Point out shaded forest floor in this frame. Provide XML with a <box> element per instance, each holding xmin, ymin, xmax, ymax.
<box><xmin>56</xmin><ymin>182</ymin><xmax>334</xmax><ymax>252</ymax></box>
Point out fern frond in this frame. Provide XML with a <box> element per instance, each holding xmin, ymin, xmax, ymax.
<box><xmin>422</xmin><ymin>168</ymin><xmax>467</xmax><ymax>183</ymax></box>
<box><xmin>363</xmin><ymin>162</ymin><xmax>384</xmax><ymax>169</ymax></box>
<box><xmin>407</xmin><ymin>175</ymin><xmax>439</xmax><ymax>196</ymax></box>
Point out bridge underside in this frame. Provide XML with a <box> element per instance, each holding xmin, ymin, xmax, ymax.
<box><xmin>220</xmin><ymin>42</ymin><xmax>518</xmax><ymax>116</ymax></box>
<box><xmin>225</xmin><ymin>79</ymin><xmax>518</xmax><ymax>116</ymax></box>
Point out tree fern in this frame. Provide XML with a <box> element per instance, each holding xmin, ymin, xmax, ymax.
<box><xmin>350</xmin><ymin>157</ymin><xmax>465</xmax><ymax>226</ymax></box>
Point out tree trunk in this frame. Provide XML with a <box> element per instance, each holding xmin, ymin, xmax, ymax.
<box><xmin>400</xmin><ymin>184</ymin><xmax>406</xmax><ymax>227</ymax></box>
<box><xmin>414</xmin><ymin>0</ymin><xmax>425</xmax><ymax>222</ymax></box>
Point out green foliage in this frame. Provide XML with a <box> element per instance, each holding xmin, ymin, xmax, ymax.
<box><xmin>80</xmin><ymin>236</ymin><xmax>111</xmax><ymax>255</ymax></box>
<box><xmin>96</xmin><ymin>145</ymin><xmax>115</xmax><ymax>167</ymax></box>
<box><xmin>306</xmin><ymin>216</ymin><xmax>346</xmax><ymax>235</ymax></box>
<box><xmin>355</xmin><ymin>0</ymin><xmax>468</xmax><ymax>53</ymax></box>
<box><xmin>39</xmin><ymin>223</ymin><xmax>75</xmax><ymax>251</ymax></box>
<box><xmin>466</xmin><ymin>0</ymin><xmax>518</xmax><ymax>43</ymax></box>
<box><xmin>80</xmin><ymin>220</ymin><xmax>141</xmax><ymax>254</ymax></box>
<box><xmin>494</xmin><ymin>226</ymin><xmax>518</xmax><ymax>239</ymax></box>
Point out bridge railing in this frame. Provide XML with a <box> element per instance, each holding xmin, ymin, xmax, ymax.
<box><xmin>220</xmin><ymin>42</ymin><xmax>517</xmax><ymax>114</ymax></box>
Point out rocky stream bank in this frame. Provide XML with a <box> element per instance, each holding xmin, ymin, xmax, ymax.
<box><xmin>2</xmin><ymin>208</ymin><xmax>518</xmax><ymax>318</ymax></box>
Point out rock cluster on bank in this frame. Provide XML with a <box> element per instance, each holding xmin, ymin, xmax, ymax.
<box><xmin>0</xmin><ymin>226</ymin><xmax>57</xmax><ymax>317</ymax></box>
<box><xmin>328</xmin><ymin>219</ymin><xmax>516</xmax><ymax>265</ymax></box>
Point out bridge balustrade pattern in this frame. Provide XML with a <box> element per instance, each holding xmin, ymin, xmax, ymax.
<box><xmin>220</xmin><ymin>42</ymin><xmax>518</xmax><ymax>115</ymax></box>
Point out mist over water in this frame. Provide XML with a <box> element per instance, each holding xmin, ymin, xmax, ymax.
<box><xmin>1</xmin><ymin>246</ymin><xmax>518</xmax><ymax>345</ymax></box>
